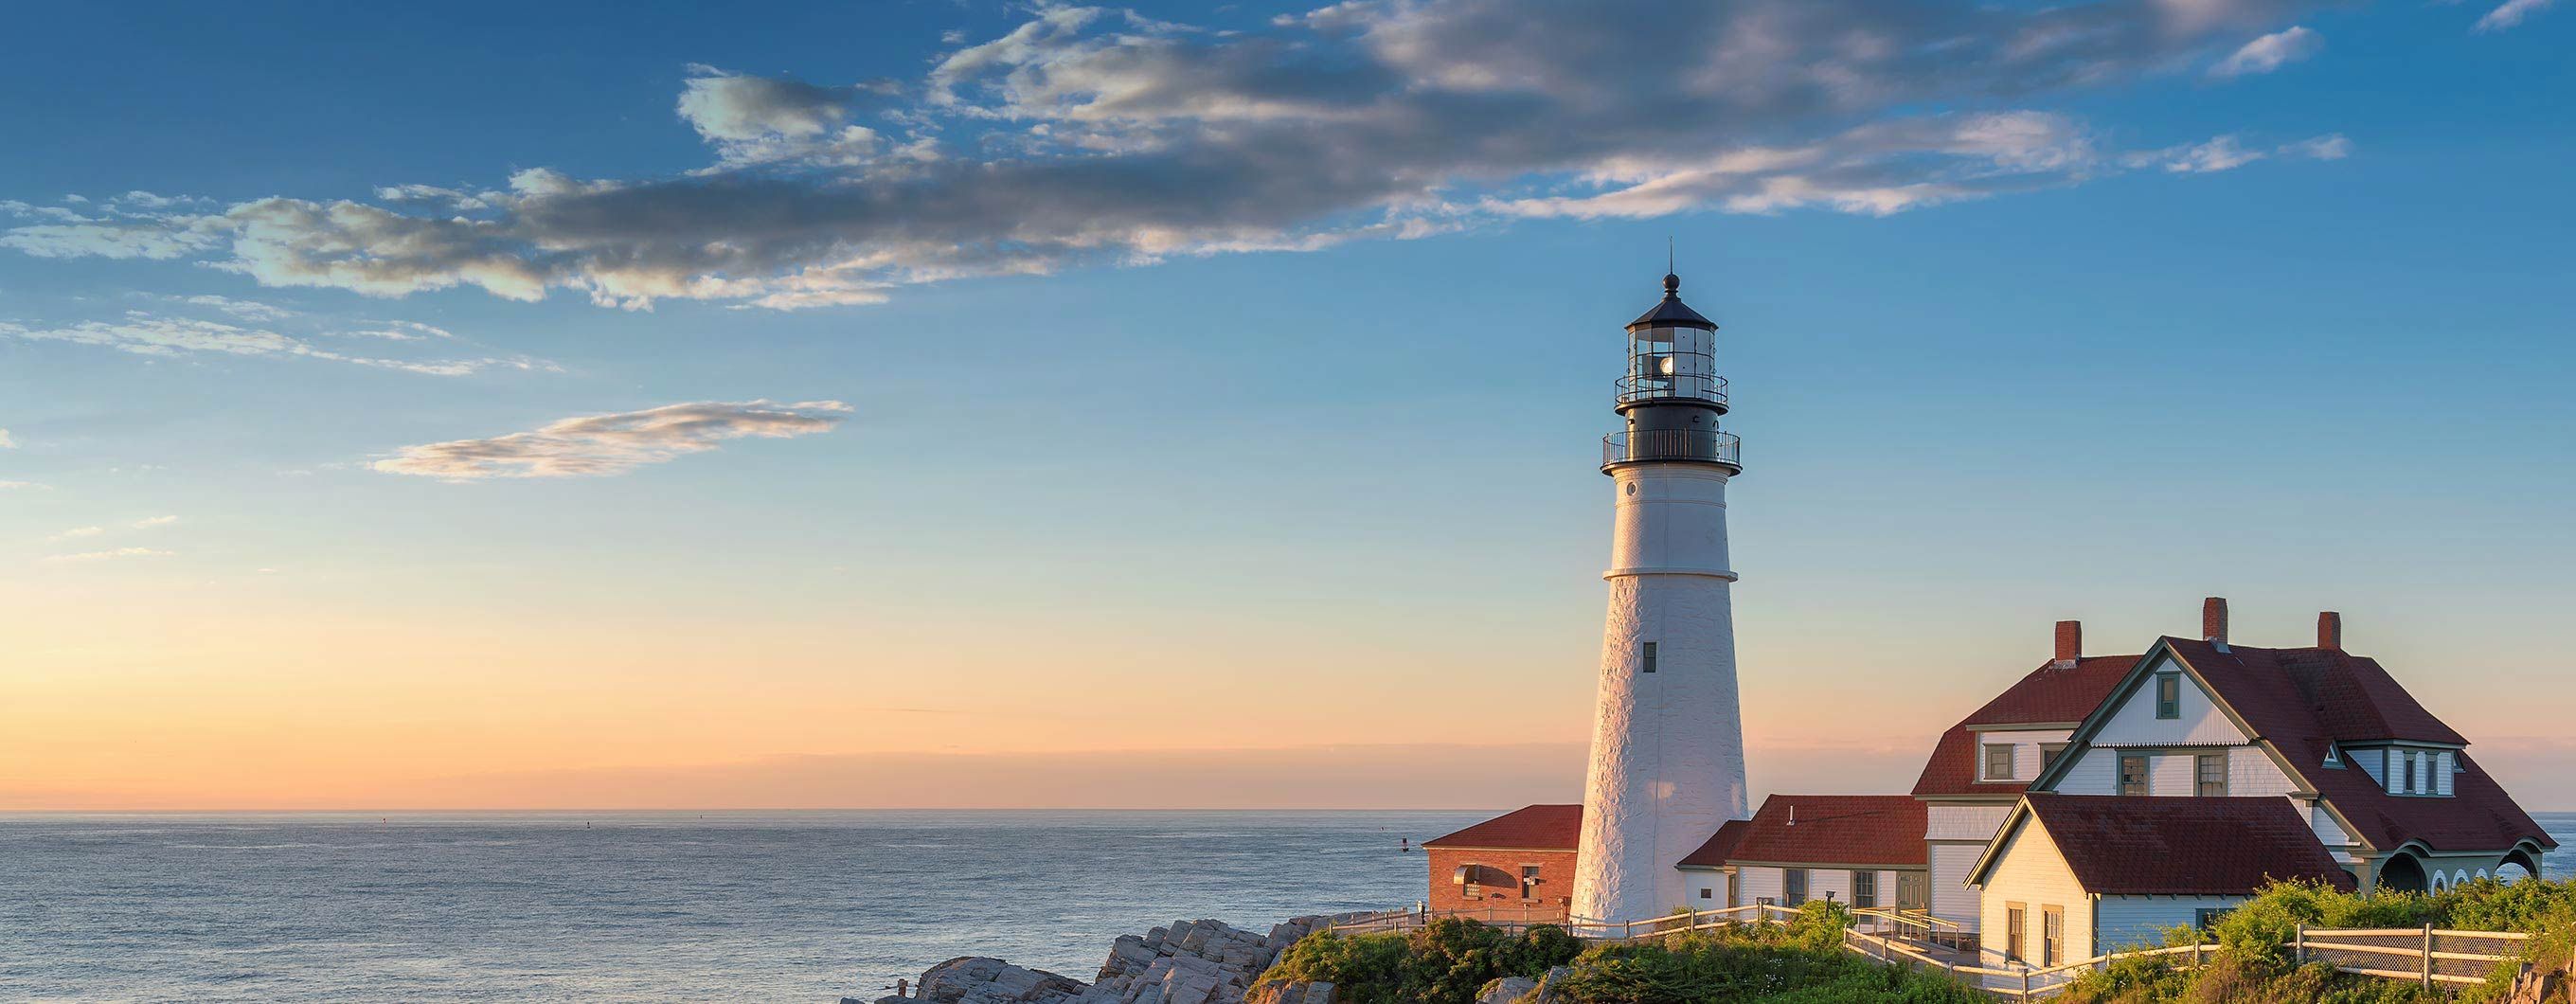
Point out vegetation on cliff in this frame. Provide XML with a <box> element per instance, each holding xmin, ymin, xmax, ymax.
<box><xmin>1254</xmin><ymin>902</ymin><xmax>1981</xmax><ymax>1004</ymax></box>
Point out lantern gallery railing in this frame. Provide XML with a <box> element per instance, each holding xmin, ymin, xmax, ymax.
<box><xmin>1616</xmin><ymin>371</ymin><xmax>1727</xmax><ymax>406</ymax></box>
<box><xmin>1602</xmin><ymin>429</ymin><xmax>1742</xmax><ymax>469</ymax></box>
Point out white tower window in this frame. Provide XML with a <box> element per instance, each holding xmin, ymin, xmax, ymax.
<box><xmin>1640</xmin><ymin>641</ymin><xmax>1658</xmax><ymax>673</ymax></box>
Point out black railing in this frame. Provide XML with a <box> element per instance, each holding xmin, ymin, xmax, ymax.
<box><xmin>1615</xmin><ymin>372</ymin><xmax>1727</xmax><ymax>406</ymax></box>
<box><xmin>1602</xmin><ymin>429</ymin><xmax>1742</xmax><ymax>468</ymax></box>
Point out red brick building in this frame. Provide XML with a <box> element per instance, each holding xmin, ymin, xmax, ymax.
<box><xmin>1421</xmin><ymin>804</ymin><xmax>1582</xmax><ymax>921</ymax></box>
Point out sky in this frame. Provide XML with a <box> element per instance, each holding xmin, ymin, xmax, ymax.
<box><xmin>1</xmin><ymin>0</ymin><xmax>2571</xmax><ymax>811</ymax></box>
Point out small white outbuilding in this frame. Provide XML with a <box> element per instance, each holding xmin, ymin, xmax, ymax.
<box><xmin>1965</xmin><ymin>794</ymin><xmax>2354</xmax><ymax>966</ymax></box>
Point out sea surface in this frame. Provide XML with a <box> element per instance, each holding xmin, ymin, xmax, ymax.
<box><xmin>6</xmin><ymin>810</ymin><xmax>2572</xmax><ymax>1003</ymax></box>
<box><xmin>0</xmin><ymin>810</ymin><xmax>1489</xmax><ymax>1003</ymax></box>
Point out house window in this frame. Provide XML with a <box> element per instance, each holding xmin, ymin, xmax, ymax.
<box><xmin>2156</xmin><ymin>674</ymin><xmax>2181</xmax><ymax>719</ymax></box>
<box><xmin>1520</xmin><ymin>866</ymin><xmax>1542</xmax><ymax>901</ymax></box>
<box><xmin>1641</xmin><ymin>641</ymin><xmax>1657</xmax><ymax>673</ymax></box>
<box><xmin>1852</xmin><ymin>870</ymin><xmax>1877</xmax><ymax>908</ymax></box>
<box><xmin>2006</xmin><ymin>904</ymin><xmax>2028</xmax><ymax>962</ymax></box>
<box><xmin>2196</xmin><ymin>753</ymin><xmax>2228</xmax><ymax>797</ymax></box>
<box><xmin>1727</xmin><ymin>870</ymin><xmax>1740</xmax><ymax>908</ymax></box>
<box><xmin>1784</xmin><ymin>869</ymin><xmax>1809</xmax><ymax>906</ymax></box>
<box><xmin>2042</xmin><ymin>744</ymin><xmax>2068</xmax><ymax>771</ymax></box>
<box><xmin>1984</xmin><ymin>744</ymin><xmax>2015</xmax><ymax>781</ymax></box>
<box><xmin>2194</xmin><ymin>908</ymin><xmax>2228</xmax><ymax>931</ymax></box>
<box><xmin>2042</xmin><ymin>906</ymin><xmax>2064</xmax><ymax>966</ymax></box>
<box><xmin>2404</xmin><ymin>751</ymin><xmax>2419</xmax><ymax>794</ymax></box>
<box><xmin>1699</xmin><ymin>887</ymin><xmax>1713</xmax><ymax>900</ymax></box>
<box><xmin>2120</xmin><ymin>754</ymin><xmax>2150</xmax><ymax>796</ymax></box>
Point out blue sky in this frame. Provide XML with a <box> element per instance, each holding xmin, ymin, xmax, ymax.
<box><xmin>2</xmin><ymin>0</ymin><xmax>2572</xmax><ymax>809</ymax></box>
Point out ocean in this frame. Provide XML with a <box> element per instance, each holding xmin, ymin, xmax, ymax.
<box><xmin>0</xmin><ymin>810</ymin><xmax>1488</xmax><ymax>1002</ymax></box>
<box><xmin>5</xmin><ymin>810</ymin><xmax>2570</xmax><ymax>1003</ymax></box>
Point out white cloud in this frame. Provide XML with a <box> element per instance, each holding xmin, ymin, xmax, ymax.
<box><xmin>40</xmin><ymin>547</ymin><xmax>173</xmax><ymax>564</ymax></box>
<box><xmin>2210</xmin><ymin>26</ymin><xmax>2321</xmax><ymax>77</ymax></box>
<box><xmin>50</xmin><ymin>527</ymin><xmax>104</xmax><ymax>540</ymax></box>
<box><xmin>0</xmin><ymin>480</ymin><xmax>45</xmax><ymax>490</ymax></box>
<box><xmin>373</xmin><ymin>400</ymin><xmax>853</xmax><ymax>480</ymax></box>
<box><xmin>179</xmin><ymin>295</ymin><xmax>298</xmax><ymax>321</ymax></box>
<box><xmin>133</xmin><ymin>515</ymin><xmax>180</xmax><ymax>529</ymax></box>
<box><xmin>2</xmin><ymin>0</ymin><xmax>2340</xmax><ymax>311</ymax></box>
<box><xmin>2282</xmin><ymin>134</ymin><xmax>2352</xmax><ymax>160</ymax></box>
<box><xmin>2143</xmin><ymin>135</ymin><xmax>2266</xmax><ymax>172</ymax></box>
<box><xmin>0</xmin><ymin>313</ymin><xmax>548</xmax><ymax>377</ymax></box>
<box><xmin>2476</xmin><ymin>0</ymin><xmax>2557</xmax><ymax>29</ymax></box>
<box><xmin>0</xmin><ymin>427</ymin><xmax>13</xmax><ymax>448</ymax></box>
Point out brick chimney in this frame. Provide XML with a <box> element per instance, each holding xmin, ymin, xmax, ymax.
<box><xmin>2317</xmin><ymin>611</ymin><xmax>2343</xmax><ymax>652</ymax></box>
<box><xmin>2052</xmin><ymin>620</ymin><xmax>2083</xmax><ymax>670</ymax></box>
<box><xmin>2203</xmin><ymin>597</ymin><xmax>2229</xmax><ymax>650</ymax></box>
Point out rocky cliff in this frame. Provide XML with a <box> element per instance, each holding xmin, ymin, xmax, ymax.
<box><xmin>858</xmin><ymin>914</ymin><xmax>1353</xmax><ymax>1004</ymax></box>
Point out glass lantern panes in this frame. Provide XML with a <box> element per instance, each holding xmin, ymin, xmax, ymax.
<box><xmin>1625</xmin><ymin>324</ymin><xmax>1716</xmax><ymax>403</ymax></box>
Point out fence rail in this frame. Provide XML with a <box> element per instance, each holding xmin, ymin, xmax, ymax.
<box><xmin>1326</xmin><ymin>906</ymin><xmax>2534</xmax><ymax>1000</ymax></box>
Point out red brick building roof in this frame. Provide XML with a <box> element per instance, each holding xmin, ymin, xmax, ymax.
<box><xmin>1423</xmin><ymin>804</ymin><xmax>1582</xmax><ymax>851</ymax></box>
<box><xmin>1726</xmin><ymin>795</ymin><xmax>1927</xmax><ymax>868</ymax></box>
<box><xmin>1677</xmin><ymin>818</ymin><xmax>1749</xmax><ymax>868</ymax></box>
<box><xmin>1910</xmin><ymin>654</ymin><xmax>2138</xmax><ymax>798</ymax></box>
<box><xmin>1989</xmin><ymin>795</ymin><xmax>2356</xmax><ymax>895</ymax></box>
<box><xmin>2155</xmin><ymin>638</ymin><xmax>2553</xmax><ymax>853</ymax></box>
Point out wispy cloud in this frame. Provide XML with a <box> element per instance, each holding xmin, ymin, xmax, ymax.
<box><xmin>40</xmin><ymin>547</ymin><xmax>174</xmax><ymax>564</ymax></box>
<box><xmin>0</xmin><ymin>480</ymin><xmax>47</xmax><ymax>491</ymax></box>
<box><xmin>0</xmin><ymin>0</ymin><xmax>2347</xmax><ymax>312</ymax></box>
<box><xmin>176</xmin><ymin>295</ymin><xmax>297</xmax><ymax>321</ymax></box>
<box><xmin>132</xmin><ymin>514</ymin><xmax>180</xmax><ymax>529</ymax></box>
<box><xmin>2210</xmin><ymin>26</ymin><xmax>2322</xmax><ymax>78</ymax></box>
<box><xmin>0</xmin><ymin>313</ymin><xmax>550</xmax><ymax>377</ymax></box>
<box><xmin>49</xmin><ymin>526</ymin><xmax>104</xmax><ymax>541</ymax></box>
<box><xmin>2475</xmin><ymin>0</ymin><xmax>2558</xmax><ymax>29</ymax></box>
<box><xmin>2125</xmin><ymin>133</ymin><xmax>2352</xmax><ymax>174</ymax></box>
<box><xmin>0</xmin><ymin>427</ymin><xmax>14</xmax><ymax>449</ymax></box>
<box><xmin>374</xmin><ymin>400</ymin><xmax>852</xmax><ymax>480</ymax></box>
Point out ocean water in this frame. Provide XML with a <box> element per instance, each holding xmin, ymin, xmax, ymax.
<box><xmin>6</xmin><ymin>810</ymin><xmax>2570</xmax><ymax>1003</ymax></box>
<box><xmin>0</xmin><ymin>811</ymin><xmax>1487</xmax><ymax>1003</ymax></box>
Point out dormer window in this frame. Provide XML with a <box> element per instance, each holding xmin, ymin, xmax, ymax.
<box><xmin>2323</xmin><ymin>745</ymin><xmax>2341</xmax><ymax>768</ymax></box>
<box><xmin>1984</xmin><ymin>744</ymin><xmax>2015</xmax><ymax>780</ymax></box>
<box><xmin>2155</xmin><ymin>674</ymin><xmax>2181</xmax><ymax>719</ymax></box>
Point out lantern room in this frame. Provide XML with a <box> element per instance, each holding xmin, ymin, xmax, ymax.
<box><xmin>1619</xmin><ymin>273</ymin><xmax>1726</xmax><ymax>411</ymax></box>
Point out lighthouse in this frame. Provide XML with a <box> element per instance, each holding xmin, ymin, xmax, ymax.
<box><xmin>1569</xmin><ymin>270</ymin><xmax>1748</xmax><ymax>923</ymax></box>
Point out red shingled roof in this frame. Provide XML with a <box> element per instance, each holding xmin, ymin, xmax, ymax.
<box><xmin>2157</xmin><ymin>638</ymin><xmax>2552</xmax><ymax>853</ymax></box>
<box><xmin>1423</xmin><ymin>804</ymin><xmax>1582</xmax><ymax>851</ymax></box>
<box><xmin>1677</xmin><ymin>818</ymin><xmax>1749</xmax><ymax>868</ymax></box>
<box><xmin>1910</xmin><ymin>654</ymin><xmax>2138</xmax><ymax>798</ymax></box>
<box><xmin>1726</xmin><ymin>795</ymin><xmax>1926</xmax><ymax>868</ymax></box>
<box><xmin>1999</xmin><ymin>795</ymin><xmax>2355</xmax><ymax>895</ymax></box>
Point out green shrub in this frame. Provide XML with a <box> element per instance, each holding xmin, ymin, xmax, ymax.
<box><xmin>1253</xmin><ymin>919</ymin><xmax>1583</xmax><ymax>1004</ymax></box>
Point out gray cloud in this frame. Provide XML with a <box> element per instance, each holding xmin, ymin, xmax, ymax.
<box><xmin>3</xmin><ymin>0</ymin><xmax>2343</xmax><ymax>311</ymax></box>
<box><xmin>373</xmin><ymin>400</ymin><xmax>853</xmax><ymax>480</ymax></box>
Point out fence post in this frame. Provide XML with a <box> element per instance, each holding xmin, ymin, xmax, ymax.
<box><xmin>2022</xmin><ymin>969</ymin><xmax>2032</xmax><ymax>998</ymax></box>
<box><xmin>2192</xmin><ymin>941</ymin><xmax>2203</xmax><ymax>970</ymax></box>
<box><xmin>2294</xmin><ymin>923</ymin><xmax>2304</xmax><ymax>965</ymax></box>
<box><xmin>2422</xmin><ymin>924</ymin><xmax>2434</xmax><ymax>988</ymax></box>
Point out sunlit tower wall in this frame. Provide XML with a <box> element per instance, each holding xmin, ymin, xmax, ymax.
<box><xmin>1570</xmin><ymin>272</ymin><xmax>1748</xmax><ymax>923</ymax></box>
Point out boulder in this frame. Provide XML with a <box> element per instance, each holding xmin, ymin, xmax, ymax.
<box><xmin>913</xmin><ymin>957</ymin><xmax>1090</xmax><ymax>1004</ymax></box>
<box><xmin>1476</xmin><ymin>977</ymin><xmax>1538</xmax><ymax>1004</ymax></box>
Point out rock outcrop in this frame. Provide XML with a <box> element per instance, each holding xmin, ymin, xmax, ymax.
<box><xmin>880</xmin><ymin>914</ymin><xmax>1353</xmax><ymax>1004</ymax></box>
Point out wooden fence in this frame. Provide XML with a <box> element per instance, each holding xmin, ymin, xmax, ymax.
<box><xmin>1328</xmin><ymin>905</ymin><xmax>2533</xmax><ymax>1000</ymax></box>
<box><xmin>1842</xmin><ymin>923</ymin><xmax>2531</xmax><ymax>999</ymax></box>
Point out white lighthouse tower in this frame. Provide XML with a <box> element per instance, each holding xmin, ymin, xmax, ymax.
<box><xmin>1570</xmin><ymin>270</ymin><xmax>1749</xmax><ymax>923</ymax></box>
